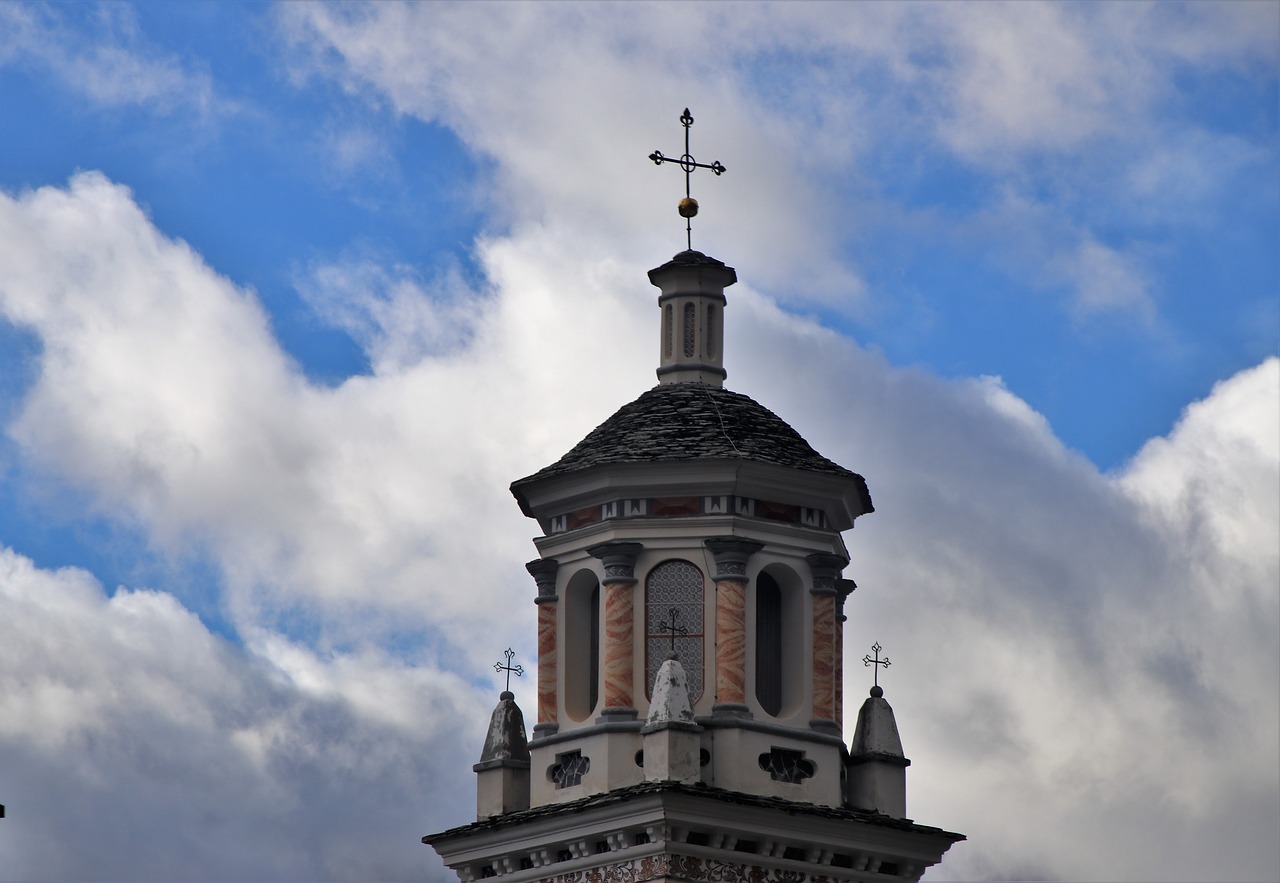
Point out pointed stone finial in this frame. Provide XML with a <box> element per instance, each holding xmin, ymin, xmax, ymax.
<box><xmin>641</xmin><ymin>654</ymin><xmax>703</xmax><ymax>784</ymax></box>
<box><xmin>645</xmin><ymin>655</ymin><xmax>697</xmax><ymax>728</ymax></box>
<box><xmin>473</xmin><ymin>692</ymin><xmax>531</xmax><ymax>818</ymax></box>
<box><xmin>846</xmin><ymin>678</ymin><xmax>910</xmax><ymax>819</ymax></box>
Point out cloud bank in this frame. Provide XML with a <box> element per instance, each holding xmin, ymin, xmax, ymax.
<box><xmin>0</xmin><ymin>3</ymin><xmax>1276</xmax><ymax>881</ymax></box>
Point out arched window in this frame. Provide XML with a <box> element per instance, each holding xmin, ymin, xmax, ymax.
<box><xmin>682</xmin><ymin>303</ymin><xmax>696</xmax><ymax>358</ymax></box>
<box><xmin>755</xmin><ymin>572</ymin><xmax>783</xmax><ymax>716</ymax></box>
<box><xmin>645</xmin><ymin>560</ymin><xmax>704</xmax><ymax>700</ymax></box>
<box><xmin>564</xmin><ymin>570</ymin><xmax>601</xmax><ymax>721</ymax></box>
<box><xmin>663</xmin><ymin>304</ymin><xmax>673</xmax><ymax>359</ymax></box>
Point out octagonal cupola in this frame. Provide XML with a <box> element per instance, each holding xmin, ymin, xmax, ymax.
<box><xmin>650</xmin><ymin>249</ymin><xmax>736</xmax><ymax>386</ymax></box>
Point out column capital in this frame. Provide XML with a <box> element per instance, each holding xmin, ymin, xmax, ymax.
<box><xmin>587</xmin><ymin>541</ymin><xmax>644</xmax><ymax>584</ymax></box>
<box><xmin>704</xmin><ymin>537</ymin><xmax>764</xmax><ymax>581</ymax></box>
<box><xmin>526</xmin><ymin>558</ymin><xmax>560</xmax><ymax>602</ymax></box>
<box><xmin>836</xmin><ymin>577</ymin><xmax>857</xmax><ymax>618</ymax></box>
<box><xmin>806</xmin><ymin>552</ymin><xmax>849</xmax><ymax>595</ymax></box>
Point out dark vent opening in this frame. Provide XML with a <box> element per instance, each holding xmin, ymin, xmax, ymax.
<box><xmin>633</xmin><ymin>832</ymin><xmax>651</xmax><ymax>846</ymax></box>
<box><xmin>831</xmin><ymin>854</ymin><xmax>854</xmax><ymax>869</ymax></box>
<box><xmin>519</xmin><ymin>858</ymin><xmax>534</xmax><ymax>871</ymax></box>
<box><xmin>594</xmin><ymin>841</ymin><xmax>610</xmax><ymax>855</ymax></box>
<box><xmin>556</xmin><ymin>849</ymin><xmax>572</xmax><ymax>864</ymax></box>
<box><xmin>783</xmin><ymin>847</ymin><xmax>806</xmax><ymax>862</ymax></box>
<box><xmin>734</xmin><ymin>840</ymin><xmax>758</xmax><ymax>854</ymax></box>
<box><xmin>480</xmin><ymin>867</ymin><xmax>497</xmax><ymax>879</ymax></box>
<box><xmin>699</xmin><ymin>748</ymin><xmax>711</xmax><ymax>766</ymax></box>
<box><xmin>880</xmin><ymin>861</ymin><xmax>900</xmax><ymax>876</ymax></box>
<box><xmin>685</xmin><ymin>831</ymin><xmax>710</xmax><ymax>847</ymax></box>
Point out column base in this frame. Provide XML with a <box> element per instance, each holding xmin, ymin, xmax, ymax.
<box><xmin>809</xmin><ymin>718</ymin><xmax>841</xmax><ymax>736</ymax></box>
<box><xmin>597</xmin><ymin>707</ymin><xmax>638</xmax><ymax>723</ymax></box>
<box><xmin>532</xmin><ymin>722</ymin><xmax>559</xmax><ymax>739</ymax></box>
<box><xmin>712</xmin><ymin>702</ymin><xmax>753</xmax><ymax>720</ymax></box>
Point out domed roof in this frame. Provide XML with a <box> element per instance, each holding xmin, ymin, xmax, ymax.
<box><xmin>511</xmin><ymin>383</ymin><xmax>873</xmax><ymax>513</ymax></box>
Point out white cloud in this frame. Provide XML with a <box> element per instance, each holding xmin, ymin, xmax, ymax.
<box><xmin>0</xmin><ymin>3</ymin><xmax>1275</xmax><ymax>879</ymax></box>
<box><xmin>0</xmin><ymin>3</ymin><xmax>227</xmax><ymax>118</ymax></box>
<box><xmin>1</xmin><ymin>165</ymin><xmax>1276</xmax><ymax>880</ymax></box>
<box><xmin>0</xmin><ymin>545</ymin><xmax>480</xmax><ymax>881</ymax></box>
<box><xmin>275</xmin><ymin>2</ymin><xmax>1273</xmax><ymax>324</ymax></box>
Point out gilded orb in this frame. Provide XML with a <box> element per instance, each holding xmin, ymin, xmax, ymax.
<box><xmin>678</xmin><ymin>197</ymin><xmax>699</xmax><ymax>218</ymax></box>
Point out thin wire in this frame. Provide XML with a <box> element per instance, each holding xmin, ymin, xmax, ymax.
<box><xmin>701</xmin><ymin>385</ymin><xmax>743</xmax><ymax>458</ymax></box>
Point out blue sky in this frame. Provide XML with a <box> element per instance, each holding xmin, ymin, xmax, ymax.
<box><xmin>0</xmin><ymin>3</ymin><xmax>1277</xmax><ymax>881</ymax></box>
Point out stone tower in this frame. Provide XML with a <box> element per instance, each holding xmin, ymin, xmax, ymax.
<box><xmin>424</xmin><ymin>248</ymin><xmax>963</xmax><ymax>881</ymax></box>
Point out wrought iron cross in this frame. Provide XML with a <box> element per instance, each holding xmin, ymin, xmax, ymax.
<box><xmin>494</xmin><ymin>647</ymin><xmax>524</xmax><ymax>693</ymax></box>
<box><xmin>653</xmin><ymin>607</ymin><xmax>689</xmax><ymax>656</ymax></box>
<box><xmin>649</xmin><ymin>108</ymin><xmax>727</xmax><ymax>250</ymax></box>
<box><xmin>863</xmin><ymin>642</ymin><xmax>891</xmax><ymax>688</ymax></box>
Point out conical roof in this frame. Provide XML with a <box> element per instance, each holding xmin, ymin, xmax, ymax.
<box><xmin>511</xmin><ymin>384</ymin><xmax>872</xmax><ymax>513</ymax></box>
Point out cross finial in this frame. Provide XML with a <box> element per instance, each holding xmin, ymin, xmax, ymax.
<box><xmin>493</xmin><ymin>647</ymin><xmax>524</xmax><ymax>695</ymax></box>
<box><xmin>863</xmin><ymin>641</ymin><xmax>890</xmax><ymax>694</ymax></box>
<box><xmin>652</xmin><ymin>607</ymin><xmax>689</xmax><ymax>658</ymax></box>
<box><xmin>648</xmin><ymin>107</ymin><xmax>727</xmax><ymax>250</ymax></box>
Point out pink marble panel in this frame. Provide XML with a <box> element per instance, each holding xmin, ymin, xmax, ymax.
<box><xmin>714</xmin><ymin>578</ymin><xmax>746</xmax><ymax>706</ymax></box>
<box><xmin>811</xmin><ymin>594</ymin><xmax>835</xmax><ymax>722</ymax></box>
<box><xmin>537</xmin><ymin>602</ymin><xmax>557</xmax><ymax>725</ymax></box>
<box><xmin>603</xmin><ymin>582</ymin><xmax>634</xmax><ymax>709</ymax></box>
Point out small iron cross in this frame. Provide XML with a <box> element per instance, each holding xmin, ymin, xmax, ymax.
<box><xmin>653</xmin><ymin>607</ymin><xmax>689</xmax><ymax>657</ymax></box>
<box><xmin>863</xmin><ymin>642</ymin><xmax>891</xmax><ymax>688</ymax></box>
<box><xmin>649</xmin><ymin>108</ymin><xmax>727</xmax><ymax>250</ymax></box>
<box><xmin>494</xmin><ymin>648</ymin><xmax>524</xmax><ymax>693</ymax></box>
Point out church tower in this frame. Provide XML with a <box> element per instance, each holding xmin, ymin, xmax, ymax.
<box><xmin>425</xmin><ymin>110</ymin><xmax>963</xmax><ymax>882</ymax></box>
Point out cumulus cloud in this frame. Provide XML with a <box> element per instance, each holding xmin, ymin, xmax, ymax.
<box><xmin>0</xmin><ymin>546</ymin><xmax>480</xmax><ymax>881</ymax></box>
<box><xmin>0</xmin><ymin>3</ymin><xmax>1276</xmax><ymax>880</ymax></box>
<box><xmin>1</xmin><ymin>161</ymin><xmax>1276</xmax><ymax>880</ymax></box>
<box><xmin>277</xmin><ymin>2</ymin><xmax>1274</xmax><ymax>323</ymax></box>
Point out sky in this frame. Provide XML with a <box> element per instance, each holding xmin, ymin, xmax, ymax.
<box><xmin>0</xmin><ymin>2</ymin><xmax>1276</xmax><ymax>881</ymax></box>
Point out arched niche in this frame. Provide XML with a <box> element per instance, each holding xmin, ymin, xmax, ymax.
<box><xmin>754</xmin><ymin>563</ymin><xmax>804</xmax><ymax>719</ymax></box>
<box><xmin>563</xmin><ymin>568</ymin><xmax>600</xmax><ymax>722</ymax></box>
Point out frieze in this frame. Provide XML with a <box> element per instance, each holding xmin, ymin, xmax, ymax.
<box><xmin>546</xmin><ymin>497</ymin><xmax>827</xmax><ymax>535</ymax></box>
<box><xmin>530</xmin><ymin>853</ymin><xmax>851</xmax><ymax>883</ymax></box>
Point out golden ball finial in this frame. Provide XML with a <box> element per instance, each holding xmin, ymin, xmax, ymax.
<box><xmin>678</xmin><ymin>197</ymin><xmax>699</xmax><ymax>218</ymax></box>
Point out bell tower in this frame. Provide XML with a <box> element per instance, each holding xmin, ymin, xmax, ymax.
<box><xmin>425</xmin><ymin>109</ymin><xmax>963</xmax><ymax>883</ymax></box>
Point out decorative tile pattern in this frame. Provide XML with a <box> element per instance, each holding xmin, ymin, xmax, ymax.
<box><xmin>604</xmin><ymin>583</ymin><xmax>635</xmax><ymax>709</ymax></box>
<box><xmin>538</xmin><ymin>602</ymin><xmax>557</xmax><ymax>726</ymax></box>
<box><xmin>811</xmin><ymin>594</ymin><xmax>835</xmax><ymax>723</ymax></box>
<box><xmin>714</xmin><ymin>579</ymin><xmax>746</xmax><ymax>706</ymax></box>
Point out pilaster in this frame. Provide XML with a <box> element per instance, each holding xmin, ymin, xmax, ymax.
<box><xmin>527</xmin><ymin>558</ymin><xmax>560</xmax><ymax>737</ymax></box>
<box><xmin>588</xmin><ymin>541</ymin><xmax>643</xmax><ymax>721</ymax></box>
<box><xmin>704</xmin><ymin>537</ymin><xmax>764</xmax><ymax>719</ymax></box>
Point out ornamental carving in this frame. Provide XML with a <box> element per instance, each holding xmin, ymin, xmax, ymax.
<box><xmin>530</xmin><ymin>853</ymin><xmax>847</xmax><ymax>883</ymax></box>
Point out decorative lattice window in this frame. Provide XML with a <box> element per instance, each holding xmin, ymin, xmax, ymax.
<box><xmin>683</xmin><ymin>303</ymin><xmax>696</xmax><ymax>358</ymax></box>
<box><xmin>758</xmin><ymin>747</ymin><xmax>814</xmax><ymax>784</ymax></box>
<box><xmin>645</xmin><ymin>560</ymin><xmax>704</xmax><ymax>700</ymax></box>
<box><xmin>663</xmin><ymin>304</ymin><xmax>673</xmax><ymax>359</ymax></box>
<box><xmin>549</xmin><ymin>750</ymin><xmax>590</xmax><ymax>788</ymax></box>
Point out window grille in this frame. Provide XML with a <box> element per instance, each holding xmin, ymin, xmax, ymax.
<box><xmin>646</xmin><ymin>560</ymin><xmax>704</xmax><ymax>699</ymax></box>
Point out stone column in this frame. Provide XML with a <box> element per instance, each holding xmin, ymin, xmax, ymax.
<box><xmin>705</xmin><ymin>537</ymin><xmax>764</xmax><ymax>719</ymax></box>
<box><xmin>807</xmin><ymin>553</ymin><xmax>848</xmax><ymax>735</ymax></box>
<box><xmin>588</xmin><ymin>541</ymin><xmax>643</xmax><ymax>721</ymax></box>
<box><xmin>836</xmin><ymin>577</ymin><xmax>857</xmax><ymax>733</ymax></box>
<box><xmin>526</xmin><ymin>558</ymin><xmax>560</xmax><ymax>738</ymax></box>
